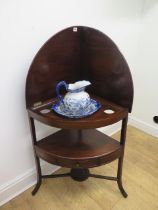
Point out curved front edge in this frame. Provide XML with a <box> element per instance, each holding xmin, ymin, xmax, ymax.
<box><xmin>27</xmin><ymin>108</ymin><xmax>128</xmax><ymax>129</ymax></box>
<box><xmin>35</xmin><ymin>146</ymin><xmax>123</xmax><ymax>168</ymax></box>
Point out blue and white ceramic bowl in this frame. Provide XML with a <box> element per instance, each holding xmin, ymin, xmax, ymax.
<box><xmin>52</xmin><ymin>99</ymin><xmax>101</xmax><ymax>118</ymax></box>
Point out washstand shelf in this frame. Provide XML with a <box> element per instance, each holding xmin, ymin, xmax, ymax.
<box><xmin>26</xmin><ymin>26</ymin><xmax>133</xmax><ymax>198</ymax></box>
<box><xmin>28</xmin><ymin>95</ymin><xmax>128</xmax><ymax>129</ymax></box>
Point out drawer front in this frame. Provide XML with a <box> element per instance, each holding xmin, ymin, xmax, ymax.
<box><xmin>36</xmin><ymin>147</ymin><xmax>122</xmax><ymax>168</ymax></box>
<box><xmin>98</xmin><ymin>149</ymin><xmax>122</xmax><ymax>166</ymax></box>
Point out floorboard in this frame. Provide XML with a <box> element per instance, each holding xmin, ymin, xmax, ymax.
<box><xmin>1</xmin><ymin>126</ymin><xmax>158</xmax><ymax>210</ymax></box>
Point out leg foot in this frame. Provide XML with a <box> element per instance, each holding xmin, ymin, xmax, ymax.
<box><xmin>32</xmin><ymin>180</ymin><xmax>42</xmax><ymax>196</ymax></box>
<box><xmin>117</xmin><ymin>179</ymin><xmax>128</xmax><ymax>198</ymax></box>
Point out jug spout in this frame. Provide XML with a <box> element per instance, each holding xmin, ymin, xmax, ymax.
<box><xmin>68</xmin><ymin>80</ymin><xmax>91</xmax><ymax>92</ymax></box>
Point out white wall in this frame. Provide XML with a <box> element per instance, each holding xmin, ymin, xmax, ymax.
<box><xmin>130</xmin><ymin>0</ymin><xmax>158</xmax><ymax>135</ymax></box>
<box><xmin>0</xmin><ymin>0</ymin><xmax>145</xmax><ymax>205</ymax></box>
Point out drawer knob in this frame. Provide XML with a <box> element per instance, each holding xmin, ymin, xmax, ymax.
<box><xmin>76</xmin><ymin>163</ymin><xmax>80</xmax><ymax>167</ymax></box>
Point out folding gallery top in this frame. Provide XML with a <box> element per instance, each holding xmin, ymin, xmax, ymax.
<box><xmin>26</xmin><ymin>26</ymin><xmax>133</xmax><ymax>128</ymax></box>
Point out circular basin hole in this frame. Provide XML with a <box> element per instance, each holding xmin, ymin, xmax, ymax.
<box><xmin>40</xmin><ymin>109</ymin><xmax>51</xmax><ymax>114</ymax></box>
<box><xmin>104</xmin><ymin>109</ymin><xmax>115</xmax><ymax>114</ymax></box>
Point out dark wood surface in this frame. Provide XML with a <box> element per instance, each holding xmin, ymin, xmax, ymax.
<box><xmin>26</xmin><ymin>26</ymin><xmax>132</xmax><ymax>197</ymax></box>
<box><xmin>26</xmin><ymin>26</ymin><xmax>133</xmax><ymax>112</ymax></box>
<box><xmin>35</xmin><ymin>129</ymin><xmax>122</xmax><ymax>168</ymax></box>
<box><xmin>28</xmin><ymin>95</ymin><xmax>128</xmax><ymax>129</ymax></box>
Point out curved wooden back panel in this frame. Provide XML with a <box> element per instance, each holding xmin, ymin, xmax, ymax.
<box><xmin>26</xmin><ymin>26</ymin><xmax>133</xmax><ymax>112</ymax></box>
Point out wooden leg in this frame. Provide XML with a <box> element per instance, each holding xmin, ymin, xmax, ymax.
<box><xmin>32</xmin><ymin>155</ymin><xmax>42</xmax><ymax>195</ymax></box>
<box><xmin>117</xmin><ymin>116</ymin><xmax>128</xmax><ymax>198</ymax></box>
<box><xmin>28</xmin><ymin>116</ymin><xmax>42</xmax><ymax>196</ymax></box>
<box><xmin>117</xmin><ymin>156</ymin><xmax>128</xmax><ymax>198</ymax></box>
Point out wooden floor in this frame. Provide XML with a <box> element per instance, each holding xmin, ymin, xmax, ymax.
<box><xmin>1</xmin><ymin>126</ymin><xmax>158</xmax><ymax>210</ymax></box>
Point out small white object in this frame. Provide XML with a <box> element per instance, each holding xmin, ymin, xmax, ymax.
<box><xmin>40</xmin><ymin>109</ymin><xmax>51</xmax><ymax>114</ymax></box>
<box><xmin>104</xmin><ymin>109</ymin><xmax>115</xmax><ymax>114</ymax></box>
<box><xmin>73</xmin><ymin>27</ymin><xmax>77</xmax><ymax>32</ymax></box>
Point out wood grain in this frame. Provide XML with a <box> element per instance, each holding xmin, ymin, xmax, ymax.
<box><xmin>35</xmin><ymin>129</ymin><xmax>122</xmax><ymax>168</ymax></box>
<box><xmin>28</xmin><ymin>95</ymin><xmax>128</xmax><ymax>129</ymax></box>
<box><xmin>25</xmin><ymin>26</ymin><xmax>132</xmax><ymax>197</ymax></box>
<box><xmin>1</xmin><ymin>126</ymin><xmax>158</xmax><ymax>210</ymax></box>
<box><xmin>26</xmin><ymin>26</ymin><xmax>133</xmax><ymax>112</ymax></box>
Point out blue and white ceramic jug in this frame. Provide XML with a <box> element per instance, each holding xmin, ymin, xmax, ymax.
<box><xmin>56</xmin><ymin>80</ymin><xmax>91</xmax><ymax>114</ymax></box>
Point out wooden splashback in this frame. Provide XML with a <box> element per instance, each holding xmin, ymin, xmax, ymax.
<box><xmin>26</xmin><ymin>26</ymin><xmax>133</xmax><ymax>112</ymax></box>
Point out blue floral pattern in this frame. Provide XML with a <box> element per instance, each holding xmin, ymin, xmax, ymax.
<box><xmin>64</xmin><ymin>95</ymin><xmax>91</xmax><ymax>113</ymax></box>
<box><xmin>52</xmin><ymin>99</ymin><xmax>101</xmax><ymax>118</ymax></box>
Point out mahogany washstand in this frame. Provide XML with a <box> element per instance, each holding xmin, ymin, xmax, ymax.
<box><xmin>26</xmin><ymin>26</ymin><xmax>133</xmax><ymax>198</ymax></box>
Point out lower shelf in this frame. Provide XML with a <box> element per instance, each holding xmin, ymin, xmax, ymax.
<box><xmin>35</xmin><ymin>129</ymin><xmax>122</xmax><ymax>168</ymax></box>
